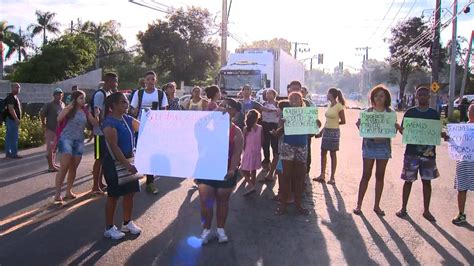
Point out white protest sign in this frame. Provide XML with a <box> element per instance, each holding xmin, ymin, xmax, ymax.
<box><xmin>135</xmin><ymin>110</ymin><xmax>230</xmax><ymax>180</ymax></box>
<box><xmin>447</xmin><ymin>123</ymin><xmax>474</xmax><ymax>161</ymax></box>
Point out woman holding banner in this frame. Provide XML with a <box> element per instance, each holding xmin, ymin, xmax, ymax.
<box><xmin>196</xmin><ymin>98</ymin><xmax>243</xmax><ymax>244</ymax></box>
<box><xmin>102</xmin><ymin>92</ymin><xmax>142</xmax><ymax>240</ymax></box>
<box><xmin>452</xmin><ymin>102</ymin><xmax>474</xmax><ymax>225</ymax></box>
<box><xmin>353</xmin><ymin>85</ymin><xmax>400</xmax><ymax>216</ymax></box>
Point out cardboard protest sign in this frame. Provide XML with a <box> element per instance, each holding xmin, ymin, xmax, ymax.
<box><xmin>402</xmin><ymin>118</ymin><xmax>441</xmax><ymax>146</ymax></box>
<box><xmin>359</xmin><ymin>111</ymin><xmax>397</xmax><ymax>138</ymax></box>
<box><xmin>283</xmin><ymin>107</ymin><xmax>318</xmax><ymax>135</ymax></box>
<box><xmin>447</xmin><ymin>123</ymin><xmax>474</xmax><ymax>161</ymax></box>
<box><xmin>135</xmin><ymin>110</ymin><xmax>230</xmax><ymax>180</ymax></box>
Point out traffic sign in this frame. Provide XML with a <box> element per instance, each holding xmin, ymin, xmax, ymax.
<box><xmin>431</xmin><ymin>82</ymin><xmax>440</xmax><ymax>93</ymax></box>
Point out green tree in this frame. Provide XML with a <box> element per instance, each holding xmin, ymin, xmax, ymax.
<box><xmin>81</xmin><ymin>20</ymin><xmax>125</xmax><ymax>69</ymax></box>
<box><xmin>138</xmin><ymin>7</ymin><xmax>219</xmax><ymax>84</ymax></box>
<box><xmin>10</xmin><ymin>34</ymin><xmax>96</xmax><ymax>83</ymax></box>
<box><xmin>27</xmin><ymin>10</ymin><xmax>61</xmax><ymax>45</ymax></box>
<box><xmin>239</xmin><ymin>38</ymin><xmax>292</xmax><ymax>54</ymax></box>
<box><xmin>5</xmin><ymin>28</ymin><xmax>32</xmax><ymax>62</ymax></box>
<box><xmin>0</xmin><ymin>21</ymin><xmax>15</xmax><ymax>78</ymax></box>
<box><xmin>387</xmin><ymin>17</ymin><xmax>431</xmax><ymax>99</ymax></box>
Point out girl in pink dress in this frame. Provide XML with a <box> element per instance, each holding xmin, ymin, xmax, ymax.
<box><xmin>241</xmin><ymin>109</ymin><xmax>263</xmax><ymax>196</ymax></box>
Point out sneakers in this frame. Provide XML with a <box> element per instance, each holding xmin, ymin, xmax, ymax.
<box><xmin>216</xmin><ymin>228</ymin><xmax>228</xmax><ymax>243</ymax></box>
<box><xmin>200</xmin><ymin>229</ymin><xmax>214</xmax><ymax>245</ymax></box>
<box><xmin>452</xmin><ymin>213</ymin><xmax>467</xmax><ymax>225</ymax></box>
<box><xmin>146</xmin><ymin>183</ymin><xmax>159</xmax><ymax>194</ymax></box>
<box><xmin>121</xmin><ymin>221</ymin><xmax>142</xmax><ymax>235</ymax></box>
<box><xmin>104</xmin><ymin>225</ymin><xmax>125</xmax><ymax>240</ymax></box>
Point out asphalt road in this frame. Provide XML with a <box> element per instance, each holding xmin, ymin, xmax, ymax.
<box><xmin>0</xmin><ymin>108</ymin><xmax>472</xmax><ymax>265</ymax></box>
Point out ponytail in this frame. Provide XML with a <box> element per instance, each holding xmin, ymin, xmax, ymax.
<box><xmin>328</xmin><ymin>87</ymin><xmax>345</xmax><ymax>106</ymax></box>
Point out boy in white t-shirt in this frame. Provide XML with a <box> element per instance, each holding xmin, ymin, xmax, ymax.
<box><xmin>130</xmin><ymin>71</ymin><xmax>168</xmax><ymax>194</ymax></box>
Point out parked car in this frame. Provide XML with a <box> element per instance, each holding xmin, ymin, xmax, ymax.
<box><xmin>179</xmin><ymin>94</ymin><xmax>191</xmax><ymax>109</ymax></box>
<box><xmin>442</xmin><ymin>94</ymin><xmax>474</xmax><ymax>111</ymax></box>
<box><xmin>311</xmin><ymin>94</ymin><xmax>328</xmax><ymax>107</ymax></box>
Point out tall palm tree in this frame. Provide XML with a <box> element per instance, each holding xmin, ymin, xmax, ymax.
<box><xmin>0</xmin><ymin>21</ymin><xmax>15</xmax><ymax>79</ymax></box>
<box><xmin>81</xmin><ymin>21</ymin><xmax>121</xmax><ymax>69</ymax></box>
<box><xmin>28</xmin><ymin>10</ymin><xmax>60</xmax><ymax>45</ymax></box>
<box><xmin>6</xmin><ymin>28</ymin><xmax>32</xmax><ymax>62</ymax></box>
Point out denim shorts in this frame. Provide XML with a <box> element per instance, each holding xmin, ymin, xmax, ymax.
<box><xmin>362</xmin><ymin>139</ymin><xmax>391</xmax><ymax>160</ymax></box>
<box><xmin>58</xmin><ymin>138</ymin><xmax>84</xmax><ymax>156</ymax></box>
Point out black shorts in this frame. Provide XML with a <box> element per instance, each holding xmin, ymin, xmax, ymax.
<box><xmin>94</xmin><ymin>135</ymin><xmax>106</xmax><ymax>160</ymax></box>
<box><xmin>102</xmin><ymin>153</ymin><xmax>140</xmax><ymax>197</ymax></box>
<box><xmin>196</xmin><ymin>171</ymin><xmax>240</xmax><ymax>189</ymax></box>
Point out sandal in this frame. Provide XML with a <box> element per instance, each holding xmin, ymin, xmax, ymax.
<box><xmin>373</xmin><ymin>209</ymin><xmax>385</xmax><ymax>216</ymax></box>
<box><xmin>423</xmin><ymin>212</ymin><xmax>436</xmax><ymax>222</ymax></box>
<box><xmin>327</xmin><ymin>179</ymin><xmax>336</xmax><ymax>185</ymax></box>
<box><xmin>312</xmin><ymin>176</ymin><xmax>325</xmax><ymax>182</ymax></box>
<box><xmin>396</xmin><ymin>210</ymin><xmax>408</xmax><ymax>218</ymax></box>
<box><xmin>91</xmin><ymin>189</ymin><xmax>105</xmax><ymax>195</ymax></box>
<box><xmin>47</xmin><ymin>168</ymin><xmax>59</xmax><ymax>173</ymax></box>
<box><xmin>353</xmin><ymin>208</ymin><xmax>363</xmax><ymax>215</ymax></box>
<box><xmin>64</xmin><ymin>194</ymin><xmax>77</xmax><ymax>200</ymax></box>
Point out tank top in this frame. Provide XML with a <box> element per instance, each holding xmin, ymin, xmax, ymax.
<box><xmin>189</xmin><ymin>98</ymin><xmax>203</xmax><ymax>110</ymax></box>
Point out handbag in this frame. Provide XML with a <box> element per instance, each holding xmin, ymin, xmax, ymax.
<box><xmin>105</xmin><ymin>116</ymin><xmax>142</xmax><ymax>185</ymax></box>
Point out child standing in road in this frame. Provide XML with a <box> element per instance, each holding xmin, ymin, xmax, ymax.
<box><xmin>396</xmin><ymin>86</ymin><xmax>448</xmax><ymax>222</ymax></box>
<box><xmin>452</xmin><ymin>102</ymin><xmax>474</xmax><ymax>225</ymax></box>
<box><xmin>241</xmin><ymin>109</ymin><xmax>263</xmax><ymax>196</ymax></box>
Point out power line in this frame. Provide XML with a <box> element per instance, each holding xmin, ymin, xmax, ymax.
<box><xmin>367</xmin><ymin>0</ymin><xmax>395</xmax><ymax>42</ymax></box>
<box><xmin>389</xmin><ymin>0</ymin><xmax>471</xmax><ymax>65</ymax></box>
<box><xmin>379</xmin><ymin>0</ymin><xmax>407</xmax><ymax>37</ymax></box>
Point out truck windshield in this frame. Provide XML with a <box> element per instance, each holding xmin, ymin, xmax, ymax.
<box><xmin>221</xmin><ymin>74</ymin><xmax>261</xmax><ymax>91</ymax></box>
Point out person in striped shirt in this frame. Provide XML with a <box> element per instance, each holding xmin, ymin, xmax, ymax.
<box><xmin>452</xmin><ymin>102</ymin><xmax>474</xmax><ymax>225</ymax></box>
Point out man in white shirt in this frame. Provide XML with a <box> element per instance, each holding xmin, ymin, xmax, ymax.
<box><xmin>130</xmin><ymin>71</ymin><xmax>168</xmax><ymax>194</ymax></box>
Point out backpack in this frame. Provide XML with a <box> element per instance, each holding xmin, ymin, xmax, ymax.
<box><xmin>53</xmin><ymin>107</ymin><xmax>89</xmax><ymax>151</ymax></box>
<box><xmin>87</xmin><ymin>89</ymin><xmax>106</xmax><ymax>130</ymax></box>
<box><xmin>135</xmin><ymin>89</ymin><xmax>164</xmax><ymax>117</ymax></box>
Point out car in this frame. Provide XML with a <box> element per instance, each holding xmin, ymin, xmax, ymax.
<box><xmin>311</xmin><ymin>94</ymin><xmax>328</xmax><ymax>107</ymax></box>
<box><xmin>442</xmin><ymin>94</ymin><xmax>474</xmax><ymax>111</ymax></box>
<box><xmin>179</xmin><ymin>94</ymin><xmax>191</xmax><ymax>109</ymax></box>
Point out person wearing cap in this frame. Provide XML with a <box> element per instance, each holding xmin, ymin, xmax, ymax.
<box><xmin>40</xmin><ymin>88</ymin><xmax>65</xmax><ymax>171</ymax></box>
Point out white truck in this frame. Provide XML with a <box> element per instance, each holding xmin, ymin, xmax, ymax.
<box><xmin>217</xmin><ymin>48</ymin><xmax>305</xmax><ymax>99</ymax></box>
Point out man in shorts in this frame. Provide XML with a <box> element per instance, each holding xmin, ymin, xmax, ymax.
<box><xmin>396</xmin><ymin>86</ymin><xmax>448</xmax><ymax>222</ymax></box>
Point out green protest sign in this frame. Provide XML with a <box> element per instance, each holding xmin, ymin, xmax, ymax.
<box><xmin>359</xmin><ymin>111</ymin><xmax>397</xmax><ymax>138</ymax></box>
<box><xmin>402</xmin><ymin>118</ymin><xmax>441</xmax><ymax>145</ymax></box>
<box><xmin>283</xmin><ymin>107</ymin><xmax>319</xmax><ymax>135</ymax></box>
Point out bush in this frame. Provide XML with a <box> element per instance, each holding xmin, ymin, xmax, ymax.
<box><xmin>0</xmin><ymin>114</ymin><xmax>44</xmax><ymax>150</ymax></box>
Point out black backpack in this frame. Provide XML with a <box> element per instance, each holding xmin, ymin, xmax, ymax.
<box><xmin>86</xmin><ymin>89</ymin><xmax>107</xmax><ymax>130</ymax></box>
<box><xmin>136</xmin><ymin>89</ymin><xmax>164</xmax><ymax>113</ymax></box>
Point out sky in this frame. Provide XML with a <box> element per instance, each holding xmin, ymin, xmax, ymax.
<box><xmin>1</xmin><ymin>0</ymin><xmax>473</xmax><ymax>72</ymax></box>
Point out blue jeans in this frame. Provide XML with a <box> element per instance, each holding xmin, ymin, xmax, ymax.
<box><xmin>5</xmin><ymin>118</ymin><xmax>19</xmax><ymax>157</ymax></box>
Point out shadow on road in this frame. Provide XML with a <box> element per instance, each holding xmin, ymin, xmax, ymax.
<box><xmin>377</xmin><ymin>216</ymin><xmax>419</xmax><ymax>264</ymax></box>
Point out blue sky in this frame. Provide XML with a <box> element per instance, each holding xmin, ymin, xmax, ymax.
<box><xmin>1</xmin><ymin>0</ymin><xmax>473</xmax><ymax>71</ymax></box>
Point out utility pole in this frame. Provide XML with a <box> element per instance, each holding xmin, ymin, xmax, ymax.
<box><xmin>220</xmin><ymin>0</ymin><xmax>228</xmax><ymax>67</ymax></box>
<box><xmin>70</xmin><ymin>20</ymin><xmax>74</xmax><ymax>34</ymax></box>
<box><xmin>430</xmin><ymin>0</ymin><xmax>442</xmax><ymax>108</ymax></box>
<box><xmin>447</xmin><ymin>0</ymin><xmax>458</xmax><ymax>119</ymax></box>
<box><xmin>292</xmin><ymin>42</ymin><xmax>309</xmax><ymax>59</ymax></box>
<box><xmin>356</xmin><ymin>47</ymin><xmax>371</xmax><ymax>92</ymax></box>
<box><xmin>460</xmin><ymin>30</ymin><xmax>473</xmax><ymax>99</ymax></box>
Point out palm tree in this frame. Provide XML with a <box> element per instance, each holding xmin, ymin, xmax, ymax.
<box><xmin>81</xmin><ymin>21</ymin><xmax>121</xmax><ymax>69</ymax></box>
<box><xmin>5</xmin><ymin>28</ymin><xmax>32</xmax><ymax>62</ymax></box>
<box><xmin>0</xmin><ymin>21</ymin><xmax>15</xmax><ymax>79</ymax></box>
<box><xmin>28</xmin><ymin>10</ymin><xmax>60</xmax><ymax>45</ymax></box>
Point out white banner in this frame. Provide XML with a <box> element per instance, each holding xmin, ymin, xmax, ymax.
<box><xmin>135</xmin><ymin>110</ymin><xmax>230</xmax><ymax>180</ymax></box>
<box><xmin>447</xmin><ymin>123</ymin><xmax>474</xmax><ymax>161</ymax></box>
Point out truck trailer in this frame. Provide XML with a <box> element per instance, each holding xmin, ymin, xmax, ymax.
<box><xmin>217</xmin><ymin>48</ymin><xmax>305</xmax><ymax>99</ymax></box>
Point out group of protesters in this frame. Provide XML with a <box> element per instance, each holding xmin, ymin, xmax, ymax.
<box><xmin>2</xmin><ymin>71</ymin><xmax>472</xmax><ymax>243</ymax></box>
